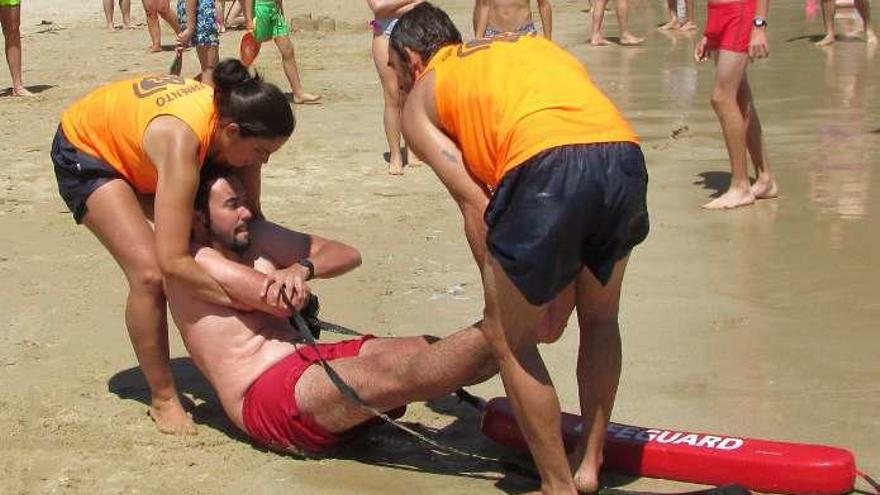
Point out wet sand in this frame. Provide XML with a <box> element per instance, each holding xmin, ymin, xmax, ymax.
<box><xmin>1</xmin><ymin>1</ymin><xmax>878</xmax><ymax>493</ymax></box>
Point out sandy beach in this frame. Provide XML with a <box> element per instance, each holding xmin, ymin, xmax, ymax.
<box><xmin>1</xmin><ymin>0</ymin><xmax>878</xmax><ymax>493</ymax></box>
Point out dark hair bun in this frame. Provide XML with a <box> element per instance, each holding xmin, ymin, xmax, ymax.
<box><xmin>213</xmin><ymin>59</ymin><xmax>253</xmax><ymax>91</ymax></box>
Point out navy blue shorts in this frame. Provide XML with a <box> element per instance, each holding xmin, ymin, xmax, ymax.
<box><xmin>485</xmin><ymin>142</ymin><xmax>649</xmax><ymax>305</ymax></box>
<box><xmin>51</xmin><ymin>127</ymin><xmax>123</xmax><ymax>224</ymax></box>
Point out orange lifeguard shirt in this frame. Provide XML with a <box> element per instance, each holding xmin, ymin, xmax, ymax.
<box><xmin>60</xmin><ymin>75</ymin><xmax>217</xmax><ymax>194</ymax></box>
<box><xmin>424</xmin><ymin>35</ymin><xmax>638</xmax><ymax>188</ymax></box>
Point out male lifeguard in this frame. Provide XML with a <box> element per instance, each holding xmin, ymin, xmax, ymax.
<box><xmin>165</xmin><ymin>168</ymin><xmax>495</xmax><ymax>454</ymax></box>
<box><xmin>390</xmin><ymin>4</ymin><xmax>649</xmax><ymax>493</ymax></box>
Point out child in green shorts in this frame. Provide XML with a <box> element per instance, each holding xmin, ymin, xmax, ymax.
<box><xmin>243</xmin><ymin>0</ymin><xmax>320</xmax><ymax>104</ymax></box>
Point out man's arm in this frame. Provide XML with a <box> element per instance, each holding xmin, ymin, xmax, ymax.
<box><xmin>749</xmin><ymin>0</ymin><xmax>769</xmax><ymax>60</ymax></box>
<box><xmin>177</xmin><ymin>0</ymin><xmax>198</xmax><ymax>45</ymax></box>
<box><xmin>537</xmin><ymin>0</ymin><xmax>552</xmax><ymax>39</ymax></box>
<box><xmin>192</xmin><ymin>247</ymin><xmax>292</xmax><ymax>318</ymax></box>
<box><xmin>247</xmin><ymin>221</ymin><xmax>363</xmax><ymax>311</ymax></box>
<box><xmin>401</xmin><ymin>74</ymin><xmax>491</xmax><ymax>270</ymax></box>
<box><xmin>474</xmin><ymin>0</ymin><xmax>490</xmax><ymax>38</ymax></box>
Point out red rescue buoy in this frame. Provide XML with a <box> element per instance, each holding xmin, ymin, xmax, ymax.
<box><xmin>481</xmin><ymin>397</ymin><xmax>862</xmax><ymax>495</ymax></box>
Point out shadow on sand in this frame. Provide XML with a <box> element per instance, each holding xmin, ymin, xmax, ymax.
<box><xmin>0</xmin><ymin>84</ymin><xmax>54</xmax><ymax>97</ymax></box>
<box><xmin>694</xmin><ymin>171</ymin><xmax>731</xmax><ymax>199</ymax></box>
<box><xmin>109</xmin><ymin>359</ymin><xmax>639</xmax><ymax>493</ymax></box>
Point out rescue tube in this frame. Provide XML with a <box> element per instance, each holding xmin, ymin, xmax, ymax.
<box><xmin>481</xmin><ymin>397</ymin><xmax>859</xmax><ymax>495</ymax></box>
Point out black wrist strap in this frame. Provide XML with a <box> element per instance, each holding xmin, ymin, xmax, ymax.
<box><xmin>299</xmin><ymin>258</ymin><xmax>315</xmax><ymax>281</ymax></box>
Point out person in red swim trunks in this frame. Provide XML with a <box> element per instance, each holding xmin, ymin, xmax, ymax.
<box><xmin>165</xmin><ymin>168</ymin><xmax>496</xmax><ymax>454</ymax></box>
<box><xmin>695</xmin><ymin>0</ymin><xmax>778</xmax><ymax>209</ymax></box>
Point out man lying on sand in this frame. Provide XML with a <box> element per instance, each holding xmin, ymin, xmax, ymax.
<box><xmin>165</xmin><ymin>167</ymin><xmax>496</xmax><ymax>454</ymax></box>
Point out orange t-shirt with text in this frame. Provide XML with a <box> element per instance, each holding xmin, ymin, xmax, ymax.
<box><xmin>60</xmin><ymin>75</ymin><xmax>217</xmax><ymax>194</ymax></box>
<box><xmin>425</xmin><ymin>34</ymin><xmax>638</xmax><ymax>189</ymax></box>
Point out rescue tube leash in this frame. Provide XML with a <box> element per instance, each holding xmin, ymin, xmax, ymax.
<box><xmin>858</xmin><ymin>470</ymin><xmax>880</xmax><ymax>494</ymax></box>
<box><xmin>283</xmin><ymin>293</ymin><xmax>764</xmax><ymax>495</ymax></box>
<box><xmin>281</xmin><ymin>292</ymin><xmax>511</xmax><ymax>466</ymax></box>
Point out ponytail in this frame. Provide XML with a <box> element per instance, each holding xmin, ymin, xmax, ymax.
<box><xmin>212</xmin><ymin>59</ymin><xmax>295</xmax><ymax>139</ymax></box>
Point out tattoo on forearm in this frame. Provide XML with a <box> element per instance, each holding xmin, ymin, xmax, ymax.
<box><xmin>441</xmin><ymin>149</ymin><xmax>458</xmax><ymax>164</ymax></box>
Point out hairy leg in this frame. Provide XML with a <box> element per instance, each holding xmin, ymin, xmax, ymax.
<box><xmin>703</xmin><ymin>49</ymin><xmax>755</xmax><ymax>209</ymax></box>
<box><xmin>372</xmin><ymin>34</ymin><xmax>406</xmax><ymax>174</ymax></box>
<box><xmin>274</xmin><ymin>35</ymin><xmax>321</xmax><ymax>104</ymax></box>
<box><xmin>481</xmin><ymin>254</ymin><xmax>576</xmax><ymax>495</ymax></box>
<box><xmin>589</xmin><ymin>0</ymin><xmax>611</xmax><ymax>45</ymax></box>
<box><xmin>0</xmin><ymin>5</ymin><xmax>30</xmax><ymax>95</ymax></box>
<box><xmin>296</xmin><ymin>325</ymin><xmax>495</xmax><ymax>433</ymax></box>
<box><xmin>82</xmin><ymin>180</ymin><xmax>195</xmax><ymax>435</ymax></box>
<box><xmin>816</xmin><ymin>0</ymin><xmax>837</xmax><ymax>46</ymax></box>
<box><xmin>616</xmin><ymin>0</ymin><xmax>645</xmax><ymax>45</ymax></box>
<box><xmin>570</xmin><ymin>259</ymin><xmax>627</xmax><ymax>494</ymax></box>
<box><xmin>737</xmin><ymin>76</ymin><xmax>777</xmax><ymax>199</ymax></box>
<box><xmin>157</xmin><ymin>0</ymin><xmax>179</xmax><ymax>32</ymax></box>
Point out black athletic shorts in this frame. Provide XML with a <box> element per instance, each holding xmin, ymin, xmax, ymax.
<box><xmin>51</xmin><ymin>126</ymin><xmax>124</xmax><ymax>224</ymax></box>
<box><xmin>484</xmin><ymin>142</ymin><xmax>649</xmax><ymax>306</ymax></box>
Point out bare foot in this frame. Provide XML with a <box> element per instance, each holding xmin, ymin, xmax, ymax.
<box><xmin>619</xmin><ymin>33</ymin><xmax>645</xmax><ymax>45</ymax></box>
<box><xmin>815</xmin><ymin>33</ymin><xmax>835</xmax><ymax>46</ymax></box>
<box><xmin>147</xmin><ymin>45</ymin><xmax>163</xmax><ymax>53</ymax></box>
<box><xmin>149</xmin><ymin>397</ymin><xmax>197</xmax><ymax>435</ymax></box>
<box><xmin>12</xmin><ymin>86</ymin><xmax>34</xmax><ymax>97</ymax></box>
<box><xmin>866</xmin><ymin>28</ymin><xmax>878</xmax><ymax>44</ymax></box>
<box><xmin>658</xmin><ymin>19</ymin><xmax>678</xmax><ymax>31</ymax></box>
<box><xmin>751</xmin><ymin>177</ymin><xmax>778</xmax><ymax>200</ymax></box>
<box><xmin>589</xmin><ymin>34</ymin><xmax>611</xmax><ymax>46</ymax></box>
<box><xmin>679</xmin><ymin>21</ymin><xmax>698</xmax><ymax>31</ymax></box>
<box><xmin>106</xmin><ymin>24</ymin><xmax>116</xmax><ymax>31</ymax></box>
<box><xmin>293</xmin><ymin>92</ymin><xmax>322</xmax><ymax>105</ymax></box>
<box><xmin>702</xmin><ymin>187</ymin><xmax>756</xmax><ymax>209</ymax></box>
<box><xmin>387</xmin><ymin>160</ymin><xmax>404</xmax><ymax>175</ymax></box>
<box><xmin>568</xmin><ymin>447</ymin><xmax>601</xmax><ymax>494</ymax></box>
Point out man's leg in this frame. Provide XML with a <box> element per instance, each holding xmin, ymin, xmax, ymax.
<box><xmin>120</xmin><ymin>0</ymin><xmax>133</xmax><ymax>29</ymax></box>
<box><xmin>659</xmin><ymin>0</ymin><xmax>679</xmax><ymax>30</ymax></box>
<box><xmin>816</xmin><ymin>0</ymin><xmax>837</xmax><ymax>46</ymax></box>
<box><xmin>680</xmin><ymin>0</ymin><xmax>697</xmax><ymax>31</ymax></box>
<box><xmin>615</xmin><ymin>0</ymin><xmax>645</xmax><ymax>45</ymax></box>
<box><xmin>590</xmin><ymin>0</ymin><xmax>611</xmax><ymax>45</ymax></box>
<box><xmin>855</xmin><ymin>0</ymin><xmax>877</xmax><ymax>43</ymax></box>
<box><xmin>703</xmin><ymin>49</ymin><xmax>755</xmax><ymax>209</ymax></box>
<box><xmin>196</xmin><ymin>45</ymin><xmax>218</xmax><ymax>84</ymax></box>
<box><xmin>0</xmin><ymin>5</ymin><xmax>30</xmax><ymax>96</ymax></box>
<box><xmin>103</xmin><ymin>0</ymin><xmax>116</xmax><ymax>29</ymax></box>
<box><xmin>273</xmin><ymin>35</ymin><xmax>321</xmax><ymax>104</ymax></box>
<box><xmin>142</xmin><ymin>0</ymin><xmax>163</xmax><ymax>52</ymax></box>
<box><xmin>482</xmin><ymin>254</ymin><xmax>576</xmax><ymax>495</ymax></box>
<box><xmin>569</xmin><ymin>258</ymin><xmax>627</xmax><ymax>494</ymax></box>
<box><xmin>295</xmin><ymin>326</ymin><xmax>495</xmax><ymax>433</ymax></box>
<box><xmin>737</xmin><ymin>75</ymin><xmax>777</xmax><ymax>200</ymax></box>
<box><xmin>83</xmin><ymin>180</ymin><xmax>196</xmax><ymax>435</ymax></box>
<box><xmin>158</xmin><ymin>0</ymin><xmax>180</xmax><ymax>32</ymax></box>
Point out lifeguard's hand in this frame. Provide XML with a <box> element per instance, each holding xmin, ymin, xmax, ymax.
<box><xmin>694</xmin><ymin>36</ymin><xmax>710</xmax><ymax>62</ymax></box>
<box><xmin>262</xmin><ymin>264</ymin><xmax>312</xmax><ymax>312</ymax></box>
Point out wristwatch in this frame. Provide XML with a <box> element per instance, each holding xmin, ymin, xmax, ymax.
<box><xmin>753</xmin><ymin>16</ymin><xmax>768</xmax><ymax>28</ymax></box>
<box><xmin>298</xmin><ymin>258</ymin><xmax>315</xmax><ymax>281</ymax></box>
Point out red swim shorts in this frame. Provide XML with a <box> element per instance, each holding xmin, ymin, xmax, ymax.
<box><xmin>242</xmin><ymin>336</ymin><xmax>380</xmax><ymax>454</ymax></box>
<box><xmin>704</xmin><ymin>0</ymin><xmax>756</xmax><ymax>54</ymax></box>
